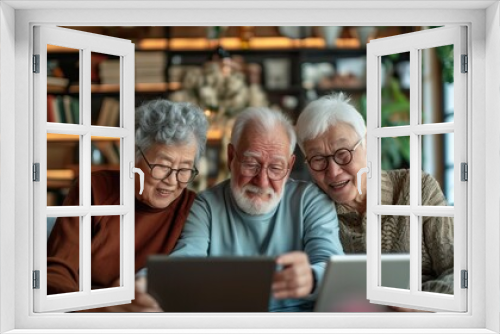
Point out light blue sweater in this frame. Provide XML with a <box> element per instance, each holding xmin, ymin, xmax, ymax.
<box><xmin>170</xmin><ymin>179</ymin><xmax>344</xmax><ymax>312</ymax></box>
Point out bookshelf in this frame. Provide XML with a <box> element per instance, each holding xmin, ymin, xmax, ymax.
<box><xmin>45</xmin><ymin>26</ymin><xmax>419</xmax><ymax>200</ymax></box>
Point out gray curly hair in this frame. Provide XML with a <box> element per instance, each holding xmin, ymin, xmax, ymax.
<box><xmin>135</xmin><ymin>99</ymin><xmax>208</xmax><ymax>164</ymax></box>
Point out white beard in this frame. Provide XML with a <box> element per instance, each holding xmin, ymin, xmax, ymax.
<box><xmin>230</xmin><ymin>178</ymin><xmax>284</xmax><ymax>215</ymax></box>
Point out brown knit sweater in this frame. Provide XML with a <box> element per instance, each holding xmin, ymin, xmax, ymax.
<box><xmin>336</xmin><ymin>169</ymin><xmax>454</xmax><ymax>294</ymax></box>
<box><xmin>47</xmin><ymin>170</ymin><xmax>196</xmax><ymax>295</ymax></box>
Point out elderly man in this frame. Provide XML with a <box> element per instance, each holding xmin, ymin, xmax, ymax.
<box><xmin>170</xmin><ymin>107</ymin><xmax>343</xmax><ymax>312</ymax></box>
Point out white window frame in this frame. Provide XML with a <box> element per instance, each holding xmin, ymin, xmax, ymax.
<box><xmin>33</xmin><ymin>25</ymin><xmax>136</xmax><ymax>312</ymax></box>
<box><xmin>1</xmin><ymin>1</ymin><xmax>499</xmax><ymax>333</ymax></box>
<box><xmin>366</xmin><ymin>26</ymin><xmax>467</xmax><ymax>312</ymax></box>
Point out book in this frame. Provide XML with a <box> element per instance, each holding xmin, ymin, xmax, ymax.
<box><xmin>106</xmin><ymin>99</ymin><xmax>120</xmax><ymax>127</ymax></box>
<box><xmin>56</xmin><ymin>96</ymin><xmax>67</xmax><ymax>123</ymax></box>
<box><xmin>70</xmin><ymin>98</ymin><xmax>80</xmax><ymax>124</ymax></box>
<box><xmin>47</xmin><ymin>95</ymin><xmax>56</xmax><ymax>122</ymax></box>
<box><xmin>96</xmin><ymin>97</ymin><xmax>116</xmax><ymax>126</ymax></box>
<box><xmin>62</xmin><ymin>95</ymin><xmax>73</xmax><ymax>124</ymax></box>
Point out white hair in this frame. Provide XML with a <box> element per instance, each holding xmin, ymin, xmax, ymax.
<box><xmin>230</xmin><ymin>107</ymin><xmax>296</xmax><ymax>155</ymax></box>
<box><xmin>295</xmin><ymin>92</ymin><xmax>366</xmax><ymax>152</ymax></box>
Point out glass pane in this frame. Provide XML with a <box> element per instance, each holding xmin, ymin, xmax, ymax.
<box><xmin>381</xmin><ymin>136</ymin><xmax>410</xmax><ymax>205</ymax></box>
<box><xmin>47</xmin><ymin>133</ymin><xmax>80</xmax><ymax>206</ymax></box>
<box><xmin>47</xmin><ymin>45</ymin><xmax>79</xmax><ymax>124</ymax></box>
<box><xmin>47</xmin><ymin>216</ymin><xmax>81</xmax><ymax>294</ymax></box>
<box><xmin>421</xmin><ymin>45</ymin><xmax>454</xmax><ymax>124</ymax></box>
<box><xmin>380</xmin><ymin>52</ymin><xmax>410</xmax><ymax>127</ymax></box>
<box><xmin>91</xmin><ymin>136</ymin><xmax>121</xmax><ymax>205</ymax></box>
<box><xmin>91</xmin><ymin>215</ymin><xmax>121</xmax><ymax>290</ymax></box>
<box><xmin>421</xmin><ymin>215</ymin><xmax>454</xmax><ymax>295</ymax></box>
<box><xmin>380</xmin><ymin>215</ymin><xmax>410</xmax><ymax>290</ymax></box>
<box><xmin>91</xmin><ymin>52</ymin><xmax>121</xmax><ymax>127</ymax></box>
<box><xmin>422</xmin><ymin>133</ymin><xmax>454</xmax><ymax>206</ymax></box>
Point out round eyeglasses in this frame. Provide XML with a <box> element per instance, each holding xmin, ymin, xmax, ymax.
<box><xmin>306</xmin><ymin>138</ymin><xmax>363</xmax><ymax>172</ymax></box>
<box><xmin>139</xmin><ymin>149</ymin><xmax>199</xmax><ymax>183</ymax></box>
<box><xmin>234</xmin><ymin>152</ymin><xmax>290</xmax><ymax>181</ymax></box>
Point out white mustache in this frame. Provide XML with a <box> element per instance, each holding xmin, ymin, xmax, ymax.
<box><xmin>242</xmin><ymin>184</ymin><xmax>274</xmax><ymax>196</ymax></box>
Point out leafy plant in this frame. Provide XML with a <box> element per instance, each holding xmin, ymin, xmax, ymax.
<box><xmin>359</xmin><ymin>76</ymin><xmax>410</xmax><ymax>171</ymax></box>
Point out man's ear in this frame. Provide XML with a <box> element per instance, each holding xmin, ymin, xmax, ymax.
<box><xmin>289</xmin><ymin>154</ymin><xmax>296</xmax><ymax>170</ymax></box>
<box><xmin>227</xmin><ymin>143</ymin><xmax>234</xmax><ymax>171</ymax></box>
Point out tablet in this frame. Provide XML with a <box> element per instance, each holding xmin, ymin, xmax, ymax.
<box><xmin>147</xmin><ymin>256</ymin><xmax>276</xmax><ymax>312</ymax></box>
<box><xmin>314</xmin><ymin>254</ymin><xmax>410</xmax><ymax>312</ymax></box>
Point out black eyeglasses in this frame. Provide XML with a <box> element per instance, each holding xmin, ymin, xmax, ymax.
<box><xmin>306</xmin><ymin>138</ymin><xmax>363</xmax><ymax>172</ymax></box>
<box><xmin>234</xmin><ymin>151</ymin><xmax>290</xmax><ymax>181</ymax></box>
<box><xmin>139</xmin><ymin>149</ymin><xmax>199</xmax><ymax>184</ymax></box>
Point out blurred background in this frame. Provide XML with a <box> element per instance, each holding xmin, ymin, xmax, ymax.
<box><xmin>45</xmin><ymin>26</ymin><xmax>454</xmax><ymax>206</ymax></box>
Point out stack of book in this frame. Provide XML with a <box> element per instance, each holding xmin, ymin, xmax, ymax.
<box><xmin>136</xmin><ymin>51</ymin><xmax>167</xmax><ymax>83</ymax></box>
<box><xmin>47</xmin><ymin>76</ymin><xmax>70</xmax><ymax>93</ymax></box>
<box><xmin>99</xmin><ymin>59</ymin><xmax>121</xmax><ymax>85</ymax></box>
<box><xmin>98</xmin><ymin>52</ymin><xmax>167</xmax><ymax>85</ymax></box>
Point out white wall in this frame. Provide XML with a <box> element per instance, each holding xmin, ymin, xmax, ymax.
<box><xmin>0</xmin><ymin>2</ymin><xmax>16</xmax><ymax>333</ymax></box>
<box><xmin>485</xmin><ymin>2</ymin><xmax>500</xmax><ymax>333</ymax></box>
<box><xmin>3</xmin><ymin>3</ymin><xmax>496</xmax><ymax>332</ymax></box>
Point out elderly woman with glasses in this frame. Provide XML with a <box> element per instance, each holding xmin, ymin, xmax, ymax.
<box><xmin>295</xmin><ymin>93</ymin><xmax>454</xmax><ymax>300</ymax></box>
<box><xmin>47</xmin><ymin>99</ymin><xmax>208</xmax><ymax>312</ymax></box>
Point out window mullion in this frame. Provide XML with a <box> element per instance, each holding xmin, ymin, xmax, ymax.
<box><xmin>409</xmin><ymin>47</ymin><xmax>420</xmax><ymax>295</ymax></box>
<box><xmin>81</xmin><ymin>47</ymin><xmax>92</xmax><ymax>295</ymax></box>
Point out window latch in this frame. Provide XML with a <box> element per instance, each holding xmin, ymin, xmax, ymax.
<box><xmin>356</xmin><ymin>162</ymin><xmax>371</xmax><ymax>195</ymax></box>
<box><xmin>130</xmin><ymin>162</ymin><xmax>144</xmax><ymax>195</ymax></box>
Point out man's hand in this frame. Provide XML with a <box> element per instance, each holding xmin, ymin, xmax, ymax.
<box><xmin>80</xmin><ymin>276</ymin><xmax>163</xmax><ymax>312</ymax></box>
<box><xmin>272</xmin><ymin>251</ymin><xmax>314</xmax><ymax>299</ymax></box>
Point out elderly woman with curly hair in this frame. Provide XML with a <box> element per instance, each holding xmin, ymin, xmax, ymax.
<box><xmin>47</xmin><ymin>100</ymin><xmax>208</xmax><ymax>312</ymax></box>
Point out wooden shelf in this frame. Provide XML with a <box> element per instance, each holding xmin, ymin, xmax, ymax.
<box><xmin>65</xmin><ymin>82</ymin><xmax>172</xmax><ymax>94</ymax></box>
<box><xmin>47</xmin><ymin>131</ymin><xmax>220</xmax><ymax>142</ymax></box>
<box><xmin>47</xmin><ymin>134</ymin><xmax>120</xmax><ymax>141</ymax></box>
<box><xmin>47</xmin><ymin>165</ymin><xmax>120</xmax><ymax>189</ymax></box>
<box><xmin>48</xmin><ymin>37</ymin><xmax>363</xmax><ymax>53</ymax></box>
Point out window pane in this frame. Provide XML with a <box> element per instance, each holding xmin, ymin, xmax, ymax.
<box><xmin>380</xmin><ymin>52</ymin><xmax>410</xmax><ymax>127</ymax></box>
<box><xmin>380</xmin><ymin>215</ymin><xmax>410</xmax><ymax>290</ymax></box>
<box><xmin>47</xmin><ymin>45</ymin><xmax>79</xmax><ymax>124</ymax></box>
<box><xmin>422</xmin><ymin>133</ymin><xmax>454</xmax><ymax>206</ymax></box>
<box><xmin>91</xmin><ymin>215</ymin><xmax>121</xmax><ymax>290</ymax></box>
<box><xmin>91</xmin><ymin>136</ymin><xmax>121</xmax><ymax>205</ymax></box>
<box><xmin>421</xmin><ymin>215</ymin><xmax>454</xmax><ymax>295</ymax></box>
<box><xmin>91</xmin><ymin>52</ymin><xmax>121</xmax><ymax>127</ymax></box>
<box><xmin>47</xmin><ymin>216</ymin><xmax>81</xmax><ymax>294</ymax></box>
<box><xmin>47</xmin><ymin>133</ymin><xmax>80</xmax><ymax>206</ymax></box>
<box><xmin>421</xmin><ymin>45</ymin><xmax>454</xmax><ymax>124</ymax></box>
<box><xmin>381</xmin><ymin>137</ymin><xmax>410</xmax><ymax>205</ymax></box>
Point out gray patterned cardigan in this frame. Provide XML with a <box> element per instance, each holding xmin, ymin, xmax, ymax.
<box><xmin>336</xmin><ymin>169</ymin><xmax>454</xmax><ymax>294</ymax></box>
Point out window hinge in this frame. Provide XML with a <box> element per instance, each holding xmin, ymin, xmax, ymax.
<box><xmin>461</xmin><ymin>270</ymin><xmax>468</xmax><ymax>289</ymax></box>
<box><xmin>33</xmin><ymin>54</ymin><xmax>40</xmax><ymax>73</ymax></box>
<box><xmin>33</xmin><ymin>163</ymin><xmax>40</xmax><ymax>182</ymax></box>
<box><xmin>461</xmin><ymin>54</ymin><xmax>468</xmax><ymax>73</ymax></box>
<box><xmin>33</xmin><ymin>270</ymin><xmax>40</xmax><ymax>289</ymax></box>
<box><xmin>461</xmin><ymin>162</ymin><xmax>468</xmax><ymax>181</ymax></box>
